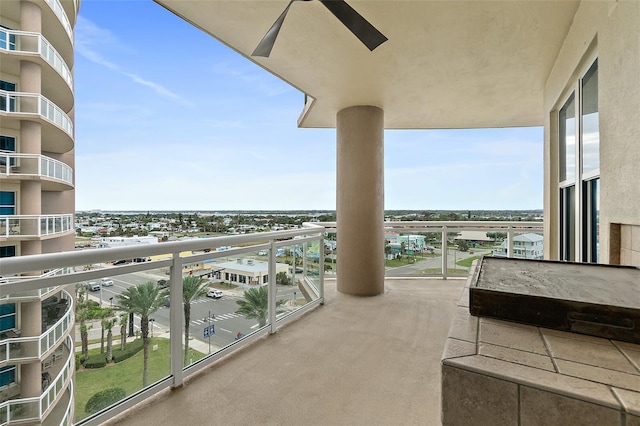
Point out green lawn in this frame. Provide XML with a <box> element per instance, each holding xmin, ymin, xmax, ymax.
<box><xmin>74</xmin><ymin>338</ymin><xmax>205</xmax><ymax>422</ymax></box>
<box><xmin>455</xmin><ymin>256</ymin><xmax>480</xmax><ymax>268</ymax></box>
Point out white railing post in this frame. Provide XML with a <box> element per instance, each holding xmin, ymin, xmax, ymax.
<box><xmin>507</xmin><ymin>226</ymin><xmax>514</xmax><ymax>258</ymax></box>
<box><xmin>319</xmin><ymin>237</ymin><xmax>325</xmax><ymax>303</ymax></box>
<box><xmin>268</xmin><ymin>240</ymin><xmax>277</xmax><ymax>334</ymax></box>
<box><xmin>441</xmin><ymin>225</ymin><xmax>448</xmax><ymax>280</ymax></box>
<box><xmin>170</xmin><ymin>252</ymin><xmax>184</xmax><ymax>387</ymax></box>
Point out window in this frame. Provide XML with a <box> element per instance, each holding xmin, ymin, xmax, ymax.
<box><xmin>559</xmin><ymin>59</ymin><xmax>599</xmax><ymax>263</ymax></box>
<box><xmin>0</xmin><ymin>135</ymin><xmax>16</xmax><ymax>167</ymax></box>
<box><xmin>0</xmin><ymin>192</ymin><xmax>16</xmax><ymax>215</ymax></box>
<box><xmin>0</xmin><ymin>303</ymin><xmax>16</xmax><ymax>332</ymax></box>
<box><xmin>239</xmin><ymin>275</ymin><xmax>246</xmax><ymax>284</ymax></box>
<box><xmin>0</xmin><ymin>25</ymin><xmax>16</xmax><ymax>51</ymax></box>
<box><xmin>0</xmin><ymin>246</ymin><xmax>16</xmax><ymax>257</ymax></box>
<box><xmin>0</xmin><ymin>365</ymin><xmax>16</xmax><ymax>388</ymax></box>
<box><xmin>0</xmin><ymin>80</ymin><xmax>16</xmax><ymax>112</ymax></box>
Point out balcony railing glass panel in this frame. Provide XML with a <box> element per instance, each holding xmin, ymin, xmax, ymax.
<box><xmin>0</xmin><ymin>153</ymin><xmax>72</xmax><ymax>185</ymax></box>
<box><xmin>43</xmin><ymin>0</ymin><xmax>74</xmax><ymax>44</ymax></box>
<box><xmin>0</xmin><ymin>224</ymin><xmax>326</xmax><ymax>425</ymax></box>
<box><xmin>0</xmin><ymin>90</ymin><xmax>73</xmax><ymax>137</ymax></box>
<box><xmin>0</xmin><ymin>28</ymin><xmax>73</xmax><ymax>89</ymax></box>
<box><xmin>0</xmin><ymin>214</ymin><xmax>73</xmax><ymax>237</ymax></box>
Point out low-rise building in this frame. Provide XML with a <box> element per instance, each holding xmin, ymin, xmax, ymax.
<box><xmin>493</xmin><ymin>233</ymin><xmax>544</xmax><ymax>259</ymax></box>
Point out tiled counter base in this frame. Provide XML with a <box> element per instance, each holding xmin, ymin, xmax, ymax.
<box><xmin>442</xmin><ymin>277</ymin><xmax>640</xmax><ymax>426</ymax></box>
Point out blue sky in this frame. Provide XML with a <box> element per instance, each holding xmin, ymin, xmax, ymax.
<box><xmin>74</xmin><ymin>1</ymin><xmax>543</xmax><ymax>212</ymax></box>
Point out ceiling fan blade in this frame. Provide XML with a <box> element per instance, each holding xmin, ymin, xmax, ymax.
<box><xmin>252</xmin><ymin>0</ymin><xmax>297</xmax><ymax>57</ymax></box>
<box><xmin>318</xmin><ymin>0</ymin><xmax>387</xmax><ymax>51</ymax></box>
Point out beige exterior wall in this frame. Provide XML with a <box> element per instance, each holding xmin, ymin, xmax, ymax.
<box><xmin>0</xmin><ymin>0</ymin><xmax>78</xmax><ymax>421</ymax></box>
<box><xmin>543</xmin><ymin>0</ymin><xmax>640</xmax><ymax>265</ymax></box>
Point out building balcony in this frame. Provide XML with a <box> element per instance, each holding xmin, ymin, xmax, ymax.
<box><xmin>0</xmin><ymin>27</ymin><xmax>74</xmax><ymax>111</ymax></box>
<box><xmin>0</xmin><ymin>290</ymin><xmax>73</xmax><ymax>365</ymax></box>
<box><xmin>0</xmin><ymin>90</ymin><xmax>73</xmax><ymax>153</ymax></box>
<box><xmin>0</xmin><ymin>221</ymin><xmax>572</xmax><ymax>425</ymax></box>
<box><xmin>0</xmin><ymin>214</ymin><xmax>74</xmax><ymax>240</ymax></box>
<box><xmin>0</xmin><ymin>153</ymin><xmax>73</xmax><ymax>190</ymax></box>
<box><xmin>0</xmin><ymin>336</ymin><xmax>74</xmax><ymax>425</ymax></box>
<box><xmin>0</xmin><ymin>0</ymin><xmax>75</xmax><ymax>68</ymax></box>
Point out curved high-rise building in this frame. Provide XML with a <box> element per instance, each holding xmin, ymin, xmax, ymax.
<box><xmin>0</xmin><ymin>0</ymin><xmax>79</xmax><ymax>424</ymax></box>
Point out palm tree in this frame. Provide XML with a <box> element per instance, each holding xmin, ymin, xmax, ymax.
<box><xmin>77</xmin><ymin>307</ymin><xmax>91</xmax><ymax>360</ymax></box>
<box><xmin>98</xmin><ymin>307</ymin><xmax>114</xmax><ymax>354</ymax></box>
<box><xmin>182</xmin><ymin>275</ymin><xmax>209</xmax><ymax>363</ymax></box>
<box><xmin>119</xmin><ymin>313</ymin><xmax>128</xmax><ymax>350</ymax></box>
<box><xmin>235</xmin><ymin>286</ymin><xmax>285</xmax><ymax>328</ymax></box>
<box><xmin>115</xmin><ymin>281</ymin><xmax>167</xmax><ymax>387</ymax></box>
<box><xmin>105</xmin><ymin>318</ymin><xmax>115</xmax><ymax>362</ymax></box>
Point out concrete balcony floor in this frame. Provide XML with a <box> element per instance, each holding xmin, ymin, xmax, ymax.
<box><xmin>107</xmin><ymin>278</ymin><xmax>465</xmax><ymax>426</ymax></box>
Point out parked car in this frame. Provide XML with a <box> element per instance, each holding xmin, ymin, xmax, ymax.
<box><xmin>86</xmin><ymin>282</ymin><xmax>100</xmax><ymax>291</ymax></box>
<box><xmin>207</xmin><ymin>289</ymin><xmax>223</xmax><ymax>299</ymax></box>
<box><xmin>113</xmin><ymin>260</ymin><xmax>127</xmax><ymax>265</ymax></box>
<box><xmin>101</xmin><ymin>278</ymin><xmax>114</xmax><ymax>287</ymax></box>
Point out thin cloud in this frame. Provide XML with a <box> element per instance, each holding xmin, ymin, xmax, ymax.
<box><xmin>75</xmin><ymin>16</ymin><xmax>192</xmax><ymax>106</ymax></box>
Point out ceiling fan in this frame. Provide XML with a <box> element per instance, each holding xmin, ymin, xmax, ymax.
<box><xmin>252</xmin><ymin>0</ymin><xmax>388</xmax><ymax>57</ymax></box>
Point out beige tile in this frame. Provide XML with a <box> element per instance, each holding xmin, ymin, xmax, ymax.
<box><xmin>479</xmin><ymin>343</ymin><xmax>555</xmax><ymax>371</ymax></box>
<box><xmin>447</xmin><ymin>306</ymin><xmax>478</xmax><ymax>343</ymax></box>
<box><xmin>556</xmin><ymin>359</ymin><xmax>640</xmax><ymax>392</ymax></box>
<box><xmin>442</xmin><ymin>338</ymin><xmax>476</xmax><ymax>360</ymax></box>
<box><xmin>442</xmin><ymin>365</ymin><xmax>518</xmax><ymax>426</ymax></box>
<box><xmin>457</xmin><ymin>287</ymin><xmax>470</xmax><ymax>308</ymax></box>
<box><xmin>520</xmin><ymin>386</ymin><xmax>622</xmax><ymax>426</ymax></box>
<box><xmin>542</xmin><ymin>327</ymin><xmax>614</xmax><ymax>346</ymax></box>
<box><xmin>445</xmin><ymin>355</ymin><xmax>621</xmax><ymax>409</ymax></box>
<box><xmin>479</xmin><ymin>321</ymin><xmax>547</xmax><ymax>355</ymax></box>
<box><xmin>622</xmin><ymin>225</ymin><xmax>632</xmax><ymax>250</ymax></box>
<box><xmin>612</xmin><ymin>388</ymin><xmax>640</xmax><ymax>417</ymax></box>
<box><xmin>544</xmin><ymin>333</ymin><xmax>637</xmax><ymax>374</ymax></box>
<box><xmin>632</xmin><ymin>249</ymin><xmax>640</xmax><ymax>268</ymax></box>
<box><xmin>615</xmin><ymin>340</ymin><xmax>640</xmax><ymax>353</ymax></box>
<box><xmin>627</xmin><ymin>414</ymin><xmax>640</xmax><ymax>426</ymax></box>
<box><xmin>632</xmin><ymin>225</ymin><xmax>640</xmax><ymax>253</ymax></box>
<box><xmin>615</xmin><ymin>341</ymin><xmax>640</xmax><ymax>373</ymax></box>
<box><xmin>622</xmin><ymin>248</ymin><xmax>632</xmax><ymax>266</ymax></box>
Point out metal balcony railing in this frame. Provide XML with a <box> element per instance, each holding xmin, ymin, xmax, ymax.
<box><xmin>0</xmin><ymin>153</ymin><xmax>73</xmax><ymax>185</ymax></box>
<box><xmin>0</xmin><ymin>290</ymin><xmax>73</xmax><ymax>365</ymax></box>
<box><xmin>0</xmin><ymin>214</ymin><xmax>74</xmax><ymax>238</ymax></box>
<box><xmin>0</xmin><ymin>336</ymin><xmax>74</xmax><ymax>425</ymax></box>
<box><xmin>0</xmin><ymin>28</ymin><xmax>73</xmax><ymax>90</ymax></box>
<box><xmin>319</xmin><ymin>220</ymin><xmax>544</xmax><ymax>278</ymax></box>
<box><xmin>0</xmin><ymin>90</ymin><xmax>73</xmax><ymax>138</ymax></box>
<box><xmin>43</xmin><ymin>0</ymin><xmax>73</xmax><ymax>45</ymax></box>
<box><xmin>0</xmin><ymin>221</ymin><xmax>542</xmax><ymax>424</ymax></box>
<box><xmin>0</xmin><ymin>224</ymin><xmax>326</xmax><ymax>425</ymax></box>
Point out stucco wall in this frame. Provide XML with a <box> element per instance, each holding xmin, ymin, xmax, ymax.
<box><xmin>543</xmin><ymin>0</ymin><xmax>640</xmax><ymax>264</ymax></box>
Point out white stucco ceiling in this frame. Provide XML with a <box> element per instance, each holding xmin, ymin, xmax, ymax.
<box><xmin>155</xmin><ymin>0</ymin><xmax>580</xmax><ymax>129</ymax></box>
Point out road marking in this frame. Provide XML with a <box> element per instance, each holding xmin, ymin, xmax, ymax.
<box><xmin>250</xmin><ymin>324</ymin><xmax>259</xmax><ymax>329</ymax></box>
<box><xmin>220</xmin><ymin>328</ymin><xmax>232</xmax><ymax>334</ymax></box>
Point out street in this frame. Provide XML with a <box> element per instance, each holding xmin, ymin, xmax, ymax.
<box><xmin>81</xmin><ymin>266</ymin><xmax>306</xmax><ymax>353</ymax></box>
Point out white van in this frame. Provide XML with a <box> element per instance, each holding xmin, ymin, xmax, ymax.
<box><xmin>87</xmin><ymin>282</ymin><xmax>100</xmax><ymax>291</ymax></box>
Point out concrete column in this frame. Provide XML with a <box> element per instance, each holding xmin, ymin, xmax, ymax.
<box><xmin>336</xmin><ymin>106</ymin><xmax>385</xmax><ymax>296</ymax></box>
<box><xmin>20</xmin><ymin>301</ymin><xmax>42</xmax><ymax>399</ymax></box>
<box><xmin>21</xmin><ymin>1</ymin><xmax>42</xmax><ymax>33</ymax></box>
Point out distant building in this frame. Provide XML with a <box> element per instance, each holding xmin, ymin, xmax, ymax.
<box><xmin>493</xmin><ymin>233</ymin><xmax>544</xmax><ymax>259</ymax></box>
<box><xmin>214</xmin><ymin>258</ymin><xmax>289</xmax><ymax>289</ymax></box>
<box><xmin>454</xmin><ymin>231</ymin><xmax>493</xmax><ymax>246</ymax></box>
<box><xmin>98</xmin><ymin>236</ymin><xmax>159</xmax><ymax>248</ymax></box>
